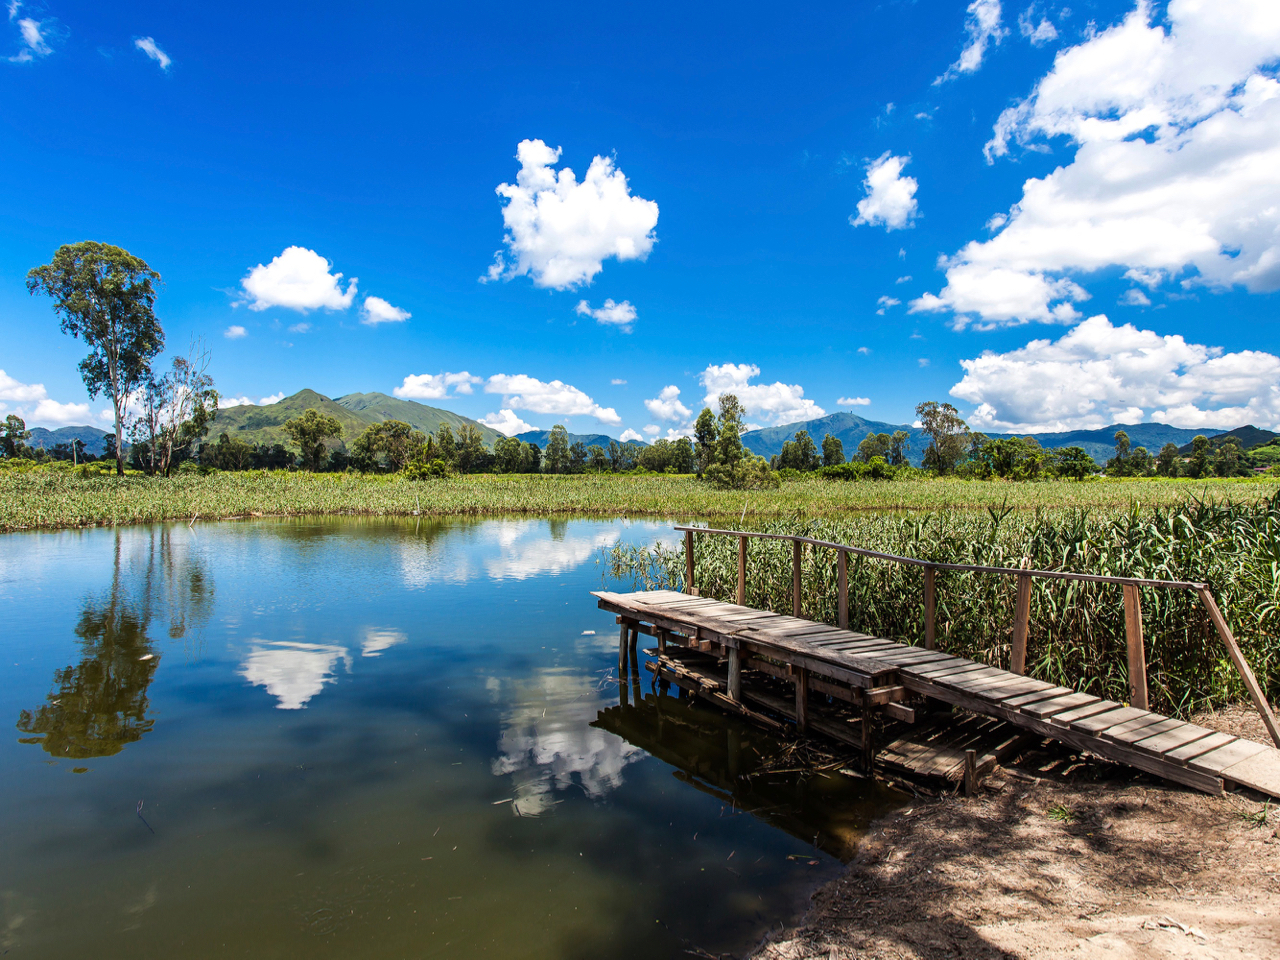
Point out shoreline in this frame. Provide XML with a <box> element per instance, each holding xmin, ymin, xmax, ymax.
<box><xmin>749</xmin><ymin>703</ymin><xmax>1280</xmax><ymax>959</ymax></box>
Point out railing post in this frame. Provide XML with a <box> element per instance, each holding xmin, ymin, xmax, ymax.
<box><xmin>923</xmin><ymin>566</ymin><xmax>936</xmax><ymax>650</ymax></box>
<box><xmin>684</xmin><ymin>530</ymin><xmax>695</xmax><ymax>596</ymax></box>
<box><xmin>792</xmin><ymin>539</ymin><xmax>803</xmax><ymax>618</ymax></box>
<box><xmin>1010</xmin><ymin>572</ymin><xmax>1031</xmax><ymax>675</ymax></box>
<box><xmin>837</xmin><ymin>549</ymin><xmax>848</xmax><ymax>630</ymax></box>
<box><xmin>1197</xmin><ymin>587</ymin><xmax>1280</xmax><ymax>748</ymax></box>
<box><xmin>1123</xmin><ymin>584</ymin><xmax>1148</xmax><ymax>710</ymax></box>
<box><xmin>737</xmin><ymin>535</ymin><xmax>747</xmax><ymax>606</ymax></box>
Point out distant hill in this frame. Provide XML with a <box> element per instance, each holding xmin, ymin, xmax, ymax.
<box><xmin>514</xmin><ymin>429</ymin><xmax>646</xmax><ymax>450</ymax></box>
<box><xmin>207</xmin><ymin>389</ymin><xmax>502</xmax><ymax>450</ymax></box>
<box><xmin>742</xmin><ymin>415</ymin><xmax>1233</xmax><ymax>467</ymax></box>
<box><xmin>26</xmin><ymin>425</ymin><xmax>114</xmax><ymax>456</ymax></box>
<box><xmin>1177</xmin><ymin>425</ymin><xmax>1278</xmax><ymax>454</ymax></box>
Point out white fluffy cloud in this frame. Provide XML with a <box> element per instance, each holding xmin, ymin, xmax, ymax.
<box><xmin>936</xmin><ymin>0</ymin><xmax>1007</xmax><ymax>83</ymax></box>
<box><xmin>574</xmin><ymin>299</ymin><xmax>636</xmax><ymax>332</ymax></box>
<box><xmin>876</xmin><ymin>295</ymin><xmax>901</xmax><ymax>315</ymax></box>
<box><xmin>361</xmin><ymin>295</ymin><xmax>410</xmax><ymax>325</ymax></box>
<box><xmin>700</xmin><ymin>363</ymin><xmax>825</xmax><ymax>426</ymax></box>
<box><xmin>219</xmin><ymin>392</ymin><xmax>285</xmax><ymax>409</ymax></box>
<box><xmin>0</xmin><ymin>369</ymin><xmax>100</xmax><ymax>426</ymax></box>
<box><xmin>642</xmin><ymin>424</ymin><xmax>659</xmax><ymax>437</ymax></box>
<box><xmin>1018</xmin><ymin>6</ymin><xmax>1058</xmax><ymax>46</ymax></box>
<box><xmin>838</xmin><ymin>396</ymin><xmax>872</xmax><ymax>406</ymax></box>
<box><xmin>486</xmin><ymin>373</ymin><xmax>621</xmax><ymax>425</ymax></box>
<box><xmin>850</xmin><ymin>153</ymin><xmax>919</xmax><ymax>231</ymax></box>
<box><xmin>9</xmin><ymin>12</ymin><xmax>51</xmax><ymax>63</ymax></box>
<box><xmin>950</xmin><ymin>314</ymin><xmax>1280</xmax><ymax>431</ymax></box>
<box><xmin>224</xmin><ymin>325</ymin><xmax>247</xmax><ymax>339</ymax></box>
<box><xmin>134</xmin><ymin>36</ymin><xmax>171</xmax><ymax>70</ymax></box>
<box><xmin>643</xmin><ymin>385</ymin><xmax>691</xmax><ymax>422</ymax></box>
<box><xmin>916</xmin><ymin>0</ymin><xmax>1280</xmax><ymax>327</ymax></box>
<box><xmin>619</xmin><ymin>429</ymin><xmax>644</xmax><ymax>443</ymax></box>
<box><xmin>484</xmin><ymin>139</ymin><xmax>659</xmax><ymax>290</ymax></box>
<box><xmin>240</xmin><ymin>246</ymin><xmax>357</xmax><ymax>312</ymax></box>
<box><xmin>393</xmin><ymin>371</ymin><xmax>481</xmax><ymax>400</ymax></box>
<box><xmin>479</xmin><ymin>409</ymin><xmax>537</xmax><ymax>437</ymax></box>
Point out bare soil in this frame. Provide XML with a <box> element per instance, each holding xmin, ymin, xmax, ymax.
<box><xmin>752</xmin><ymin>704</ymin><xmax>1280</xmax><ymax>959</ymax></box>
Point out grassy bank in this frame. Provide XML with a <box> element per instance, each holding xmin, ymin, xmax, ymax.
<box><xmin>1</xmin><ymin>469</ymin><xmax>1278</xmax><ymax>531</ymax></box>
<box><xmin>608</xmin><ymin>494</ymin><xmax>1280</xmax><ymax>716</ymax></box>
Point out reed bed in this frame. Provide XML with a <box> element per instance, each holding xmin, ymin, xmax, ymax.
<box><xmin>607</xmin><ymin>494</ymin><xmax>1280</xmax><ymax>717</ymax></box>
<box><xmin>2</xmin><ymin>469</ymin><xmax>1276</xmax><ymax>532</ymax></box>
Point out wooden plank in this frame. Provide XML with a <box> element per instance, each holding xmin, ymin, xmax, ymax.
<box><xmin>1020</xmin><ymin>691</ymin><xmax>1100</xmax><ymax>719</ymax></box>
<box><xmin>1051</xmin><ymin>699</ymin><xmax>1126</xmax><ymax>724</ymax></box>
<box><xmin>1215</xmin><ymin>751</ymin><xmax>1280</xmax><ymax>798</ymax></box>
<box><xmin>1131</xmin><ymin>724</ymin><xmax>1216</xmax><ymax>756</ymax></box>
<box><xmin>1068</xmin><ymin>706</ymin><xmax>1148</xmax><ymax>734</ymax></box>
<box><xmin>1164</xmin><ymin>731</ymin><xmax>1236</xmax><ymax>764</ymax></box>
<box><xmin>907</xmin><ymin>659</ymin><xmax>988</xmax><ymax>680</ymax></box>
<box><xmin>1198</xmin><ymin>588</ymin><xmax>1280</xmax><ymax>748</ymax></box>
<box><xmin>1102</xmin><ymin>715</ymin><xmax>1184</xmax><ymax>747</ymax></box>
<box><xmin>1123</xmin><ymin>584</ymin><xmax>1149</xmax><ymax>711</ymax></box>
<box><xmin>1010</xmin><ymin>572</ymin><xmax>1031</xmax><ymax>675</ymax></box>
<box><xmin>1186</xmin><ymin>738</ymin><xmax>1270</xmax><ymax>775</ymax></box>
<box><xmin>1001</xmin><ymin>686</ymin><xmax>1075</xmax><ymax>708</ymax></box>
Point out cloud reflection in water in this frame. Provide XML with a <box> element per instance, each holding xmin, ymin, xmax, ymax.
<box><xmin>239</xmin><ymin>641</ymin><xmax>352</xmax><ymax>710</ymax></box>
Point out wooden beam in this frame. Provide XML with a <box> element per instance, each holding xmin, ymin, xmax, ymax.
<box><xmin>963</xmin><ymin>749</ymin><xmax>978</xmax><ymax>797</ymax></box>
<box><xmin>837</xmin><ymin>549</ymin><xmax>849</xmax><ymax>630</ymax></box>
<box><xmin>860</xmin><ymin>688</ymin><xmax>875</xmax><ymax>770</ymax></box>
<box><xmin>737</xmin><ymin>535</ymin><xmax>747</xmax><ymax>606</ymax></box>
<box><xmin>685</xmin><ymin>530</ymin><xmax>695</xmax><ymax>596</ymax></box>
<box><xmin>1198</xmin><ymin>588</ymin><xmax>1280</xmax><ymax>748</ymax></box>
<box><xmin>618</xmin><ymin>620</ymin><xmax>631</xmax><ymax>677</ymax></box>
<box><xmin>728</xmin><ymin>647</ymin><xmax>742</xmax><ymax>702</ymax></box>
<box><xmin>795</xmin><ymin>666</ymin><xmax>809</xmax><ymax>733</ymax></box>
<box><xmin>792</xmin><ymin>539</ymin><xmax>803</xmax><ymax>618</ymax></box>
<box><xmin>1123</xmin><ymin>584</ymin><xmax>1148</xmax><ymax>710</ymax></box>
<box><xmin>1010</xmin><ymin>572</ymin><xmax>1031</xmax><ymax>675</ymax></box>
<box><xmin>924</xmin><ymin>566</ymin><xmax>936</xmax><ymax>650</ymax></box>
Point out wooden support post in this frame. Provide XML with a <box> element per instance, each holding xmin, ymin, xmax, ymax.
<box><xmin>1010</xmin><ymin>573</ymin><xmax>1032</xmax><ymax>675</ymax></box>
<box><xmin>837</xmin><ymin>549</ymin><xmax>848</xmax><ymax>630</ymax></box>
<box><xmin>737</xmin><ymin>535</ymin><xmax>747</xmax><ymax>606</ymax></box>
<box><xmin>728</xmin><ymin>647</ymin><xmax>742</xmax><ymax>702</ymax></box>
<box><xmin>1123</xmin><ymin>584</ymin><xmax>1148</xmax><ymax>710</ymax></box>
<box><xmin>794</xmin><ymin>666</ymin><xmax>809</xmax><ymax>733</ymax></box>
<box><xmin>792</xmin><ymin>539</ymin><xmax>803</xmax><ymax>618</ymax></box>
<box><xmin>1198</xmin><ymin>588</ymin><xmax>1280</xmax><ymax>748</ymax></box>
<box><xmin>656</xmin><ymin>627</ymin><xmax>667</xmax><ymax>654</ymax></box>
<box><xmin>618</xmin><ymin>621</ymin><xmax>630</xmax><ymax>677</ymax></box>
<box><xmin>685</xmin><ymin>530</ymin><xmax>695</xmax><ymax>596</ymax></box>
<box><xmin>924</xmin><ymin>566</ymin><xmax>936</xmax><ymax>650</ymax></box>
<box><xmin>859</xmin><ymin>689</ymin><xmax>875</xmax><ymax>771</ymax></box>
<box><xmin>963</xmin><ymin>749</ymin><xmax>978</xmax><ymax>797</ymax></box>
<box><xmin>629</xmin><ymin>642</ymin><xmax>642</xmax><ymax>702</ymax></box>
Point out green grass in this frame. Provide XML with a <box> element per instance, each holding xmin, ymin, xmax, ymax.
<box><xmin>1046</xmin><ymin>803</ymin><xmax>1078</xmax><ymax>823</ymax></box>
<box><xmin>1</xmin><ymin>467</ymin><xmax>1276</xmax><ymax>532</ymax></box>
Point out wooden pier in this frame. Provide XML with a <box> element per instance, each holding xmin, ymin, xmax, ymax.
<box><xmin>593</xmin><ymin>527</ymin><xmax>1280</xmax><ymax>800</ymax></box>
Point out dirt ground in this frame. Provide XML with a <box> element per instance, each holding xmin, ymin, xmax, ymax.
<box><xmin>751</xmin><ymin>704</ymin><xmax>1280</xmax><ymax>960</ymax></box>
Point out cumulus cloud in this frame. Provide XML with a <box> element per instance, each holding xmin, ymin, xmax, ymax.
<box><xmin>642</xmin><ymin>424</ymin><xmax>659</xmax><ymax>437</ymax></box>
<box><xmin>643</xmin><ymin>385</ymin><xmax>691</xmax><ymax>422</ymax></box>
<box><xmin>134</xmin><ymin>36</ymin><xmax>171</xmax><ymax>70</ymax></box>
<box><xmin>0</xmin><ymin>369</ymin><xmax>99</xmax><ymax>426</ymax></box>
<box><xmin>393</xmin><ymin>371</ymin><xmax>481</xmax><ymax>400</ymax></box>
<box><xmin>839</xmin><ymin>396</ymin><xmax>872</xmax><ymax>406</ymax></box>
<box><xmin>240</xmin><ymin>246</ymin><xmax>357</xmax><ymax>312</ymax></box>
<box><xmin>574</xmin><ymin>298</ymin><xmax>636</xmax><ymax>332</ymax></box>
<box><xmin>935</xmin><ymin>0</ymin><xmax>1007</xmax><ymax>83</ymax></box>
<box><xmin>1017</xmin><ymin>6</ymin><xmax>1058</xmax><ymax>45</ymax></box>
<box><xmin>850</xmin><ymin>153</ymin><xmax>919</xmax><ymax>231</ymax></box>
<box><xmin>1119</xmin><ymin>288</ymin><xmax>1151</xmax><ymax>306</ymax></box>
<box><xmin>950</xmin><ymin>314</ymin><xmax>1280</xmax><ymax>431</ymax></box>
<box><xmin>917</xmin><ymin>0</ymin><xmax>1280</xmax><ymax>328</ymax></box>
<box><xmin>483</xmin><ymin>139</ymin><xmax>659</xmax><ymax>290</ymax></box>
<box><xmin>8</xmin><ymin>14</ymin><xmax>51</xmax><ymax>63</ymax></box>
<box><xmin>700</xmin><ymin>363</ymin><xmax>825</xmax><ymax>426</ymax></box>
<box><xmin>876</xmin><ymin>295</ymin><xmax>901</xmax><ymax>315</ymax></box>
<box><xmin>486</xmin><ymin>373</ymin><xmax>621</xmax><ymax>425</ymax></box>
<box><xmin>360</xmin><ymin>295</ymin><xmax>410</xmax><ymax>325</ymax></box>
<box><xmin>479</xmin><ymin>409</ymin><xmax>537</xmax><ymax>437</ymax></box>
<box><xmin>619</xmin><ymin>429</ymin><xmax>644</xmax><ymax>443</ymax></box>
<box><xmin>219</xmin><ymin>392</ymin><xmax>285</xmax><ymax>409</ymax></box>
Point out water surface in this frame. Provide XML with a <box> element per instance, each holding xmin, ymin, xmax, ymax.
<box><xmin>0</xmin><ymin>517</ymin><xmax>900</xmax><ymax>958</ymax></box>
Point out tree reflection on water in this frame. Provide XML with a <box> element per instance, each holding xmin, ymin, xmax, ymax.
<box><xmin>16</xmin><ymin>528</ymin><xmax>212</xmax><ymax>760</ymax></box>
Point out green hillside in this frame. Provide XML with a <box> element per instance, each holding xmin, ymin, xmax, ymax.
<box><xmin>333</xmin><ymin>393</ymin><xmax>504</xmax><ymax>447</ymax></box>
<box><xmin>515</xmin><ymin>429</ymin><xmax>644</xmax><ymax>450</ymax></box>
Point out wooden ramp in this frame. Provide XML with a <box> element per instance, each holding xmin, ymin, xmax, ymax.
<box><xmin>593</xmin><ymin>589</ymin><xmax>1280</xmax><ymax>800</ymax></box>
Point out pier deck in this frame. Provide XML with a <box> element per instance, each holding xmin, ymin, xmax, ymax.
<box><xmin>594</xmin><ymin>589</ymin><xmax>1280</xmax><ymax>799</ymax></box>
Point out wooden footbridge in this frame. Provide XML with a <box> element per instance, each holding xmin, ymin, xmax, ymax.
<box><xmin>594</xmin><ymin>525</ymin><xmax>1280</xmax><ymax>800</ymax></box>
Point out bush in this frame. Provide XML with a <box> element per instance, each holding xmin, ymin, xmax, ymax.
<box><xmin>404</xmin><ymin>458</ymin><xmax>450</xmax><ymax>480</ymax></box>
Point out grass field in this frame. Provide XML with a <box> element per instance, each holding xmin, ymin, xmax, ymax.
<box><xmin>2</xmin><ymin>469</ymin><xmax>1279</xmax><ymax>532</ymax></box>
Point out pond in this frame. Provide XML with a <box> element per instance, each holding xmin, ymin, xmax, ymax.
<box><xmin>0</xmin><ymin>517</ymin><xmax>902</xmax><ymax>959</ymax></box>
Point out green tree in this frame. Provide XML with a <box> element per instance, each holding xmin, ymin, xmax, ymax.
<box><xmin>1052</xmin><ymin>446</ymin><xmax>1097</xmax><ymax>480</ymax></box>
<box><xmin>693</xmin><ymin>408</ymin><xmax>718</xmax><ymax>477</ymax></box>
<box><xmin>1156</xmin><ymin>442</ymin><xmax>1180</xmax><ymax>477</ymax></box>
<box><xmin>888</xmin><ymin>430</ymin><xmax>910</xmax><ymax>467</ymax></box>
<box><xmin>1213</xmin><ymin>436</ymin><xmax>1244</xmax><ymax>477</ymax></box>
<box><xmin>672</xmin><ymin>437</ymin><xmax>695</xmax><ymax>474</ymax></box>
<box><xmin>585</xmin><ymin>444</ymin><xmax>609</xmax><ymax>472</ymax></box>
<box><xmin>857</xmin><ymin>432</ymin><xmax>892</xmax><ymax>463</ymax></box>
<box><xmin>435</xmin><ymin>424</ymin><xmax>457</xmax><ymax>465</ymax></box>
<box><xmin>544</xmin><ymin>424</ymin><xmax>570</xmax><ymax>474</ymax></box>
<box><xmin>714</xmin><ymin>394</ymin><xmax>747</xmax><ymax>469</ymax></box>
<box><xmin>213</xmin><ymin>432</ymin><xmax>254</xmax><ymax>471</ymax></box>
<box><xmin>821</xmin><ymin>433</ymin><xmax>845</xmax><ymax>467</ymax></box>
<box><xmin>455</xmin><ymin>424</ymin><xmax>488</xmax><ymax>473</ymax></box>
<box><xmin>283</xmin><ymin>409</ymin><xmax>343</xmax><ymax>471</ymax></box>
<box><xmin>568</xmin><ymin>441</ymin><xmax>587</xmax><ymax>473</ymax></box>
<box><xmin>494</xmin><ymin>436</ymin><xmax>523</xmax><ymax>473</ymax></box>
<box><xmin>1106</xmin><ymin>430</ymin><xmax>1133</xmax><ymax>476</ymax></box>
<box><xmin>128</xmin><ymin>344</ymin><xmax>219</xmax><ymax>476</ymax></box>
<box><xmin>1187</xmin><ymin>435</ymin><xmax>1211</xmax><ymax>478</ymax></box>
<box><xmin>1</xmin><ymin>414</ymin><xmax>30</xmax><ymax>459</ymax></box>
<box><xmin>520</xmin><ymin>442</ymin><xmax>542</xmax><ymax>474</ymax></box>
<box><xmin>777</xmin><ymin>429</ymin><xmax>821</xmax><ymax>470</ymax></box>
<box><xmin>27</xmin><ymin>242</ymin><xmax>166</xmax><ymax>476</ymax></box>
<box><xmin>353</xmin><ymin>419</ymin><xmax>424</xmax><ymax>472</ymax></box>
<box><xmin>915</xmin><ymin>401</ymin><xmax>969</xmax><ymax>474</ymax></box>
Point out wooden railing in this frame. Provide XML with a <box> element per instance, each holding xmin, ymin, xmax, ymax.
<box><xmin>675</xmin><ymin>524</ymin><xmax>1280</xmax><ymax>748</ymax></box>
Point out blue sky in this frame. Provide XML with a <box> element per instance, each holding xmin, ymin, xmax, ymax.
<box><xmin>2</xmin><ymin>0</ymin><xmax>1278</xmax><ymax>440</ymax></box>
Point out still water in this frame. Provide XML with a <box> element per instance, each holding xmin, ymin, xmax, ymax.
<box><xmin>0</xmin><ymin>517</ymin><xmax>900</xmax><ymax>959</ymax></box>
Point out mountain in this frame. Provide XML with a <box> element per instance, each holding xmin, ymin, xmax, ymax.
<box><xmin>26</xmin><ymin>425</ymin><xmax>115</xmax><ymax>456</ymax></box>
<box><xmin>333</xmin><ymin>392</ymin><xmax>504</xmax><ymax>447</ymax></box>
<box><xmin>1177</xmin><ymin>425</ymin><xmax>1279</xmax><ymax>454</ymax></box>
<box><xmin>742</xmin><ymin>415</ymin><xmax>1235</xmax><ymax>467</ymax></box>
<box><xmin>514</xmin><ymin>429</ymin><xmax>646</xmax><ymax>450</ymax></box>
